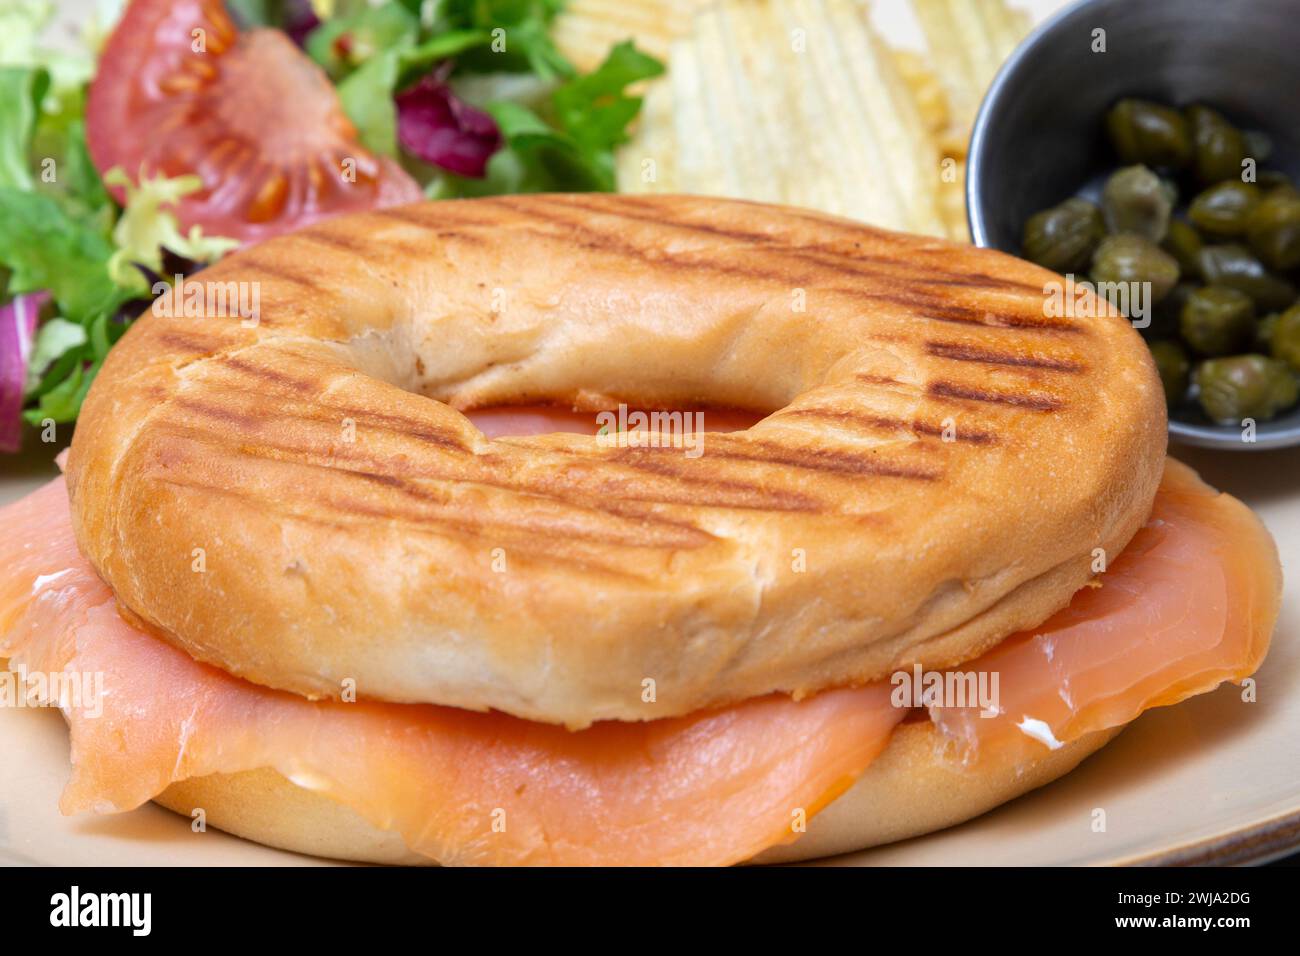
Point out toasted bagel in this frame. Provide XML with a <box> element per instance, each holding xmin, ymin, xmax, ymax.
<box><xmin>154</xmin><ymin>721</ymin><xmax>1125</xmax><ymax>865</ymax></box>
<box><xmin>67</xmin><ymin>195</ymin><xmax>1166</xmax><ymax>726</ymax></box>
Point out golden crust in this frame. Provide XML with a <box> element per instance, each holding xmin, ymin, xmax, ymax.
<box><xmin>68</xmin><ymin>195</ymin><xmax>1167</xmax><ymax>726</ymax></box>
<box><xmin>155</xmin><ymin>721</ymin><xmax>1124</xmax><ymax>865</ymax></box>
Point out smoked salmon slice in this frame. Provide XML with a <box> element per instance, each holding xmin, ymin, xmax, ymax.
<box><xmin>0</xmin><ymin>455</ymin><xmax>1279</xmax><ymax>865</ymax></box>
<box><xmin>930</xmin><ymin>459</ymin><xmax>1279</xmax><ymax>764</ymax></box>
<box><xmin>0</xmin><ymin>476</ymin><xmax>901</xmax><ymax>865</ymax></box>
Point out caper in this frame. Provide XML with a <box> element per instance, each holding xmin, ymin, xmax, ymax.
<box><xmin>1179</xmin><ymin>285</ymin><xmax>1255</xmax><ymax>355</ymax></box>
<box><xmin>1258</xmin><ymin>171</ymin><xmax>1298</xmax><ymax>197</ymax></box>
<box><xmin>1162</xmin><ymin>220</ymin><xmax>1204</xmax><ymax>279</ymax></box>
<box><xmin>1195</xmin><ymin>354</ymin><xmax>1299</xmax><ymax>424</ymax></box>
<box><xmin>1150</xmin><ymin>280</ymin><xmax>1196</xmax><ymax>337</ymax></box>
<box><xmin>1106</xmin><ymin>98</ymin><xmax>1192</xmax><ymax>170</ymax></box>
<box><xmin>1245</xmin><ymin>192</ymin><xmax>1300</xmax><ymax>271</ymax></box>
<box><xmin>1269</xmin><ymin>304</ymin><xmax>1300</xmax><ymax>371</ymax></box>
<box><xmin>1186</xmin><ymin>104</ymin><xmax>1249</xmax><ymax>185</ymax></box>
<box><xmin>1148</xmin><ymin>339</ymin><xmax>1191</xmax><ymax>405</ymax></box>
<box><xmin>1198</xmin><ymin>243</ymin><xmax>1297</xmax><ymax>311</ymax></box>
<box><xmin>1021</xmin><ymin>198</ymin><xmax>1106</xmax><ymax>273</ymax></box>
<box><xmin>1187</xmin><ymin>181</ymin><xmax>1261</xmax><ymax>237</ymax></box>
<box><xmin>1245</xmin><ymin>129</ymin><xmax>1274</xmax><ymax>164</ymax></box>
<box><xmin>1101</xmin><ymin>165</ymin><xmax>1175</xmax><ymax>240</ymax></box>
<box><xmin>1256</xmin><ymin>312</ymin><xmax>1281</xmax><ymax>351</ymax></box>
<box><xmin>1091</xmin><ymin>234</ymin><xmax>1180</xmax><ymax>305</ymax></box>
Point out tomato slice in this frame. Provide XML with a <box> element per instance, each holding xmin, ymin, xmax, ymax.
<box><xmin>87</xmin><ymin>0</ymin><xmax>423</xmax><ymax>244</ymax></box>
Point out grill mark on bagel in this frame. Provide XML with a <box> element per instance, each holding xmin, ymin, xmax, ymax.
<box><xmin>912</xmin><ymin>420</ymin><xmax>996</xmax><ymax>444</ymax></box>
<box><xmin>549</xmin><ymin>194</ymin><xmax>1047</xmax><ymax>294</ymax></box>
<box><xmin>909</xmin><ymin>271</ymin><xmax>1035</xmax><ymax>291</ymax></box>
<box><xmin>152</xmin><ymin>469</ymin><xmax>685</xmax><ymax>577</ymax></box>
<box><xmin>924</xmin><ymin>341</ymin><xmax>1086</xmax><ymax>372</ymax></box>
<box><xmin>551</xmin><ymin>193</ymin><xmax>834</xmax><ymax>245</ymax></box>
<box><xmin>299</xmin><ymin>231</ymin><xmax>370</xmax><ymax>255</ymax></box>
<box><xmin>846</xmin><ymin>291</ymin><xmax>1080</xmax><ymax>333</ymax></box>
<box><xmin>616</xmin><ymin>438</ymin><xmax>940</xmax><ymax>481</ymax></box>
<box><xmin>486</xmin><ymin>203</ymin><xmax>1060</xmax><ymax>334</ymax></box>
<box><xmin>501</xmin><ymin>195</ymin><xmax>841</xmax><ymax>280</ymax></box>
<box><xmin>784</xmin><ymin>246</ymin><xmax>1044</xmax><ymax>296</ymax></box>
<box><xmin>236</xmin><ymin>448</ymin><xmax>719</xmax><ymax>552</ymax></box>
<box><xmin>172</xmin><ymin>397</ymin><xmax>265</xmax><ymax>431</ymax></box>
<box><xmin>233</xmin><ymin>256</ymin><xmax>322</xmax><ymax>293</ymax></box>
<box><xmin>221</xmin><ymin>355</ymin><xmax>321</xmax><ymax>394</ymax></box>
<box><xmin>855</xmin><ymin>373</ymin><xmax>911</xmax><ymax>388</ymax></box>
<box><xmin>774</xmin><ymin>408</ymin><xmax>998</xmax><ymax>445</ymax></box>
<box><xmin>155</xmin><ymin>329</ymin><xmax>227</xmax><ymax>357</ymax></box>
<box><xmin>293</xmin><ymin>429</ymin><xmax>817</xmax><ymax>516</ymax></box>
<box><xmin>927</xmin><ymin>380</ymin><xmax>1065</xmax><ymax>412</ymax></box>
<box><xmin>164</xmin><ymin>408</ymin><xmax>752</xmax><ymax>532</ymax></box>
<box><xmin>496</xmin><ymin>197</ymin><xmax>983</xmax><ymax>304</ymax></box>
<box><xmin>567</xmin><ymin>452</ymin><xmax>822</xmax><ymax>512</ymax></box>
<box><xmin>519</xmin><ymin>472</ymin><xmax>819</xmax><ymax>514</ymax></box>
<box><xmin>490</xmin><ymin>201</ymin><xmax>798</xmax><ymax>287</ymax></box>
<box><xmin>172</xmin><ymin>385</ymin><xmax>472</xmax><ymax>454</ymax></box>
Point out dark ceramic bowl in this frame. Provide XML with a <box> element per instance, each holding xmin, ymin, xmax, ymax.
<box><xmin>967</xmin><ymin>0</ymin><xmax>1300</xmax><ymax>450</ymax></box>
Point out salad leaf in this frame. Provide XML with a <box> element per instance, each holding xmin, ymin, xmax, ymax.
<box><xmin>479</xmin><ymin>100</ymin><xmax>606</xmax><ymax>192</ymax></box>
<box><xmin>552</xmin><ymin>41</ymin><xmax>663</xmax><ymax>154</ymax></box>
<box><xmin>59</xmin><ymin>119</ymin><xmax>112</xmax><ymax>216</ymax></box>
<box><xmin>0</xmin><ymin>0</ymin><xmax>93</xmax><ymax>98</ymax></box>
<box><xmin>87</xmin><ymin>307</ymin><xmax>128</xmax><ymax>361</ymax></box>
<box><xmin>336</xmin><ymin>51</ymin><xmax>406</xmax><ymax>157</ymax></box>
<box><xmin>437</xmin><ymin>0</ymin><xmax>573</xmax><ymax>81</ymax></box>
<box><xmin>25</xmin><ymin>315</ymin><xmax>85</xmax><ymax>391</ymax></box>
<box><xmin>0</xmin><ymin>187</ymin><xmax>124</xmax><ymax>319</ymax></box>
<box><xmin>395</xmin><ymin>70</ymin><xmax>501</xmax><ymax>177</ymax></box>
<box><xmin>0</xmin><ymin>66</ymin><xmax>49</xmax><ymax>191</ymax></box>
<box><xmin>0</xmin><ymin>0</ymin><xmax>54</xmax><ymax>63</ymax></box>
<box><xmin>336</xmin><ymin>28</ymin><xmax>493</xmax><ymax>158</ymax></box>
<box><xmin>0</xmin><ymin>290</ymin><xmax>48</xmax><ymax>451</ymax></box>
<box><xmin>102</xmin><ymin>168</ymin><xmax>239</xmax><ymax>289</ymax></box>
<box><xmin>24</xmin><ymin>356</ymin><xmax>97</xmax><ymax>426</ymax></box>
<box><xmin>448</xmin><ymin>42</ymin><xmax>662</xmax><ymax>195</ymax></box>
<box><xmin>307</xmin><ymin>2</ymin><xmax>419</xmax><ymax>79</ymax></box>
<box><xmin>227</xmin><ymin>0</ymin><xmax>320</xmax><ymax>41</ymax></box>
<box><xmin>1</xmin><ymin>0</ymin><xmax>663</xmax><ymax>446</ymax></box>
<box><xmin>401</xmin><ymin>29</ymin><xmax>499</xmax><ymax>83</ymax></box>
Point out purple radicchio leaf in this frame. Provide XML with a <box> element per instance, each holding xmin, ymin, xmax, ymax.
<box><xmin>283</xmin><ymin>0</ymin><xmax>321</xmax><ymax>47</ymax></box>
<box><xmin>395</xmin><ymin>70</ymin><xmax>502</xmax><ymax>179</ymax></box>
<box><xmin>0</xmin><ymin>291</ymin><xmax>51</xmax><ymax>453</ymax></box>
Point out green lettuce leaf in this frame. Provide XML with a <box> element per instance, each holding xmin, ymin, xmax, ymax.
<box><xmin>0</xmin><ymin>187</ymin><xmax>124</xmax><ymax>319</ymax></box>
<box><xmin>444</xmin><ymin>41</ymin><xmax>662</xmax><ymax>195</ymax></box>
<box><xmin>437</xmin><ymin>0</ymin><xmax>573</xmax><ymax>81</ymax></box>
<box><xmin>25</xmin><ymin>315</ymin><xmax>86</xmax><ymax>393</ymax></box>
<box><xmin>59</xmin><ymin>119</ymin><xmax>112</xmax><ymax>216</ymax></box>
<box><xmin>0</xmin><ymin>66</ymin><xmax>49</xmax><ymax>191</ymax></box>
<box><xmin>23</xmin><ymin>355</ymin><xmax>98</xmax><ymax>426</ymax></box>
<box><xmin>336</xmin><ymin>50</ymin><xmax>405</xmax><ymax>157</ymax></box>
<box><xmin>307</xmin><ymin>2</ymin><xmax>419</xmax><ymax>79</ymax></box>
<box><xmin>552</xmin><ymin>41</ymin><xmax>662</xmax><ymax>154</ymax></box>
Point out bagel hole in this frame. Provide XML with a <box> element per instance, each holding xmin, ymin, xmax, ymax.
<box><xmin>464</xmin><ymin>404</ymin><xmax>766</xmax><ymax>439</ymax></box>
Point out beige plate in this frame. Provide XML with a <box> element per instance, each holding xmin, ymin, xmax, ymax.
<box><xmin>2</xmin><ymin>436</ymin><xmax>1298</xmax><ymax>867</ymax></box>
<box><xmin>4</xmin><ymin>0</ymin><xmax>1296</xmax><ymax>867</ymax></box>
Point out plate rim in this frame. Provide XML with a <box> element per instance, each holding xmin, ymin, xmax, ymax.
<box><xmin>1113</xmin><ymin>807</ymin><xmax>1300</xmax><ymax>866</ymax></box>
